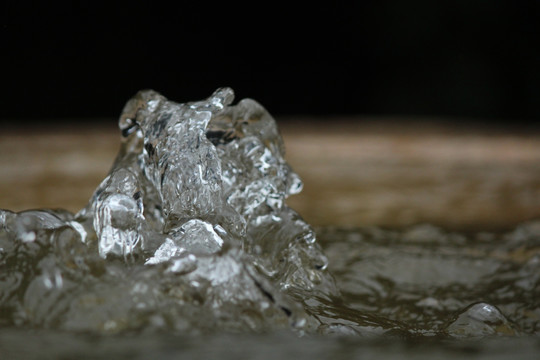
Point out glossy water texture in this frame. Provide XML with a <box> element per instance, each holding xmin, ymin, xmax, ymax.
<box><xmin>318</xmin><ymin>224</ymin><xmax>540</xmax><ymax>337</ymax></box>
<box><xmin>1</xmin><ymin>90</ymin><xmax>539</xmax><ymax>356</ymax></box>
<box><xmin>1</xmin><ymin>224</ymin><xmax>540</xmax><ymax>357</ymax></box>
<box><xmin>0</xmin><ymin>88</ymin><xmax>334</xmax><ymax>334</ymax></box>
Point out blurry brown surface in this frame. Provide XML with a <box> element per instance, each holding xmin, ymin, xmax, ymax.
<box><xmin>1</xmin><ymin>119</ymin><xmax>540</xmax><ymax>231</ymax></box>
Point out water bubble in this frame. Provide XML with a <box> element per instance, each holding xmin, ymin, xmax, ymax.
<box><xmin>445</xmin><ymin>302</ymin><xmax>519</xmax><ymax>337</ymax></box>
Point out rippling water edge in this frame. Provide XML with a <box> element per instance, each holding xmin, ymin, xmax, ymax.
<box><xmin>317</xmin><ymin>223</ymin><xmax>540</xmax><ymax>338</ymax></box>
<box><xmin>2</xmin><ymin>223</ymin><xmax>540</xmax><ymax>358</ymax></box>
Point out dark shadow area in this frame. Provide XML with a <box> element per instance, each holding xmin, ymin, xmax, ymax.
<box><xmin>2</xmin><ymin>1</ymin><xmax>539</xmax><ymax>124</ymax></box>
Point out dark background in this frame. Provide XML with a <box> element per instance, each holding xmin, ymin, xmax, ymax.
<box><xmin>2</xmin><ymin>1</ymin><xmax>539</xmax><ymax>124</ymax></box>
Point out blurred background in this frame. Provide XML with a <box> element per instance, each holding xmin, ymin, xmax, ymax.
<box><xmin>2</xmin><ymin>1</ymin><xmax>540</xmax><ymax>231</ymax></box>
<box><xmin>2</xmin><ymin>1</ymin><xmax>539</xmax><ymax>123</ymax></box>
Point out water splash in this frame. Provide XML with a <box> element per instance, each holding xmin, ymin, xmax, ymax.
<box><xmin>1</xmin><ymin>89</ymin><xmax>539</xmax><ymax>340</ymax></box>
<box><xmin>0</xmin><ymin>88</ymin><xmax>335</xmax><ymax>333</ymax></box>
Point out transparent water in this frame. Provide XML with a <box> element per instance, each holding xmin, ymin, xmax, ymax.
<box><xmin>1</xmin><ymin>224</ymin><xmax>540</xmax><ymax>358</ymax></box>
<box><xmin>1</xmin><ymin>89</ymin><xmax>539</xmax><ymax>358</ymax></box>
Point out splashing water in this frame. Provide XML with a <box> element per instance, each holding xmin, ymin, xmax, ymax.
<box><xmin>0</xmin><ymin>88</ymin><xmax>335</xmax><ymax>334</ymax></box>
<box><xmin>1</xmin><ymin>89</ymin><xmax>539</xmax><ymax>343</ymax></box>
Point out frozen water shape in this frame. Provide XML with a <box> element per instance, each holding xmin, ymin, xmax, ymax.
<box><xmin>0</xmin><ymin>88</ymin><xmax>336</xmax><ymax>333</ymax></box>
<box><xmin>2</xmin><ymin>90</ymin><xmax>540</xmax><ymax>337</ymax></box>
